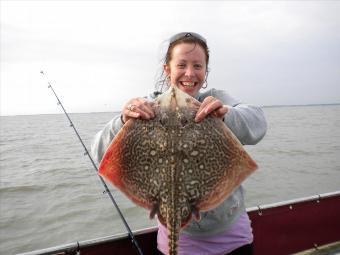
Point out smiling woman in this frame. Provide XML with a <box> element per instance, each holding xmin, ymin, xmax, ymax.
<box><xmin>163</xmin><ymin>33</ymin><xmax>208</xmax><ymax>97</ymax></box>
<box><xmin>91</xmin><ymin>32</ymin><xmax>267</xmax><ymax>255</ymax></box>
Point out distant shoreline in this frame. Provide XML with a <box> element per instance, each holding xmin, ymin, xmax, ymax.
<box><xmin>1</xmin><ymin>103</ymin><xmax>339</xmax><ymax>117</ymax></box>
<box><xmin>262</xmin><ymin>103</ymin><xmax>340</xmax><ymax>108</ymax></box>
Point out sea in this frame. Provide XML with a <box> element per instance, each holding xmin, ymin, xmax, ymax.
<box><xmin>1</xmin><ymin>104</ymin><xmax>340</xmax><ymax>254</ymax></box>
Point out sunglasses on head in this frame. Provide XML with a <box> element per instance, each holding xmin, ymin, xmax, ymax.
<box><xmin>169</xmin><ymin>32</ymin><xmax>207</xmax><ymax>44</ymax></box>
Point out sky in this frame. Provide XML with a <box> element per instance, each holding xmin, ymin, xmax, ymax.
<box><xmin>1</xmin><ymin>1</ymin><xmax>340</xmax><ymax>116</ymax></box>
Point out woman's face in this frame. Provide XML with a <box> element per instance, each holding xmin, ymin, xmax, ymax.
<box><xmin>164</xmin><ymin>43</ymin><xmax>207</xmax><ymax>97</ymax></box>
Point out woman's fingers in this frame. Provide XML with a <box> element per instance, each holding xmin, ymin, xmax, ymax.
<box><xmin>135</xmin><ymin>99</ymin><xmax>155</xmax><ymax>119</ymax></box>
<box><xmin>214</xmin><ymin>105</ymin><xmax>229</xmax><ymax>118</ymax></box>
<box><xmin>122</xmin><ymin>103</ymin><xmax>140</xmax><ymax>123</ymax></box>
<box><xmin>195</xmin><ymin>96</ymin><xmax>228</xmax><ymax>122</ymax></box>
<box><xmin>196</xmin><ymin>96</ymin><xmax>214</xmax><ymax>114</ymax></box>
<box><xmin>122</xmin><ymin>96</ymin><xmax>227</xmax><ymax>124</ymax></box>
<box><xmin>122</xmin><ymin>98</ymin><xmax>155</xmax><ymax>123</ymax></box>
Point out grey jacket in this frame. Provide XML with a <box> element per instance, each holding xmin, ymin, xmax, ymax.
<box><xmin>91</xmin><ymin>88</ymin><xmax>267</xmax><ymax>237</ymax></box>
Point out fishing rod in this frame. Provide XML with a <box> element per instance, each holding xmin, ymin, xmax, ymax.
<box><xmin>40</xmin><ymin>70</ymin><xmax>144</xmax><ymax>255</ymax></box>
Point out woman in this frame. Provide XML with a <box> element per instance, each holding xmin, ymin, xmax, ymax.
<box><xmin>91</xmin><ymin>32</ymin><xmax>267</xmax><ymax>255</ymax></box>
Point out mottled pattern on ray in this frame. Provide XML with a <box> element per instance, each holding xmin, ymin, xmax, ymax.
<box><xmin>98</xmin><ymin>86</ymin><xmax>257</xmax><ymax>255</ymax></box>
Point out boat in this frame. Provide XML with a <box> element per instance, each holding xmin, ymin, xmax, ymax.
<box><xmin>18</xmin><ymin>191</ymin><xmax>340</xmax><ymax>255</ymax></box>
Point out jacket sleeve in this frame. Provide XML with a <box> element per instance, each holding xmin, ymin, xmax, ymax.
<box><xmin>90</xmin><ymin>114</ymin><xmax>124</xmax><ymax>164</ymax></box>
<box><xmin>211</xmin><ymin>89</ymin><xmax>267</xmax><ymax>145</ymax></box>
<box><xmin>224</xmin><ymin>105</ymin><xmax>267</xmax><ymax>145</ymax></box>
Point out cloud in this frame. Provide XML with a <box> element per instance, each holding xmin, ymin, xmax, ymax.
<box><xmin>1</xmin><ymin>1</ymin><xmax>340</xmax><ymax>115</ymax></box>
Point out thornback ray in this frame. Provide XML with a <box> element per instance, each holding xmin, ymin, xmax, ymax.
<box><xmin>98</xmin><ymin>85</ymin><xmax>258</xmax><ymax>255</ymax></box>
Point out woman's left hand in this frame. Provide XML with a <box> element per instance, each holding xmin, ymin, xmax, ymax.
<box><xmin>194</xmin><ymin>96</ymin><xmax>229</xmax><ymax>122</ymax></box>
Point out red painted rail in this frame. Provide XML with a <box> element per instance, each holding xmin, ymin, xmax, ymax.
<box><xmin>249</xmin><ymin>191</ymin><xmax>340</xmax><ymax>255</ymax></box>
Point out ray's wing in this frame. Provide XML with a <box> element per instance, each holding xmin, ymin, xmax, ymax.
<box><xmin>98</xmin><ymin>118</ymin><xmax>168</xmax><ymax>210</ymax></box>
<box><xmin>179</xmin><ymin>116</ymin><xmax>257</xmax><ymax>211</ymax></box>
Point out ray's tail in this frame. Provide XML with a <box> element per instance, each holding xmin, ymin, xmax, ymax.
<box><xmin>168</xmin><ymin>216</ymin><xmax>181</xmax><ymax>255</ymax></box>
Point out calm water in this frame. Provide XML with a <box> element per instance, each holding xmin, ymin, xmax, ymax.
<box><xmin>1</xmin><ymin>105</ymin><xmax>340</xmax><ymax>254</ymax></box>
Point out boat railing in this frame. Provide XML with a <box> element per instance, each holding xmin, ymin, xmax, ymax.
<box><xmin>17</xmin><ymin>190</ymin><xmax>340</xmax><ymax>255</ymax></box>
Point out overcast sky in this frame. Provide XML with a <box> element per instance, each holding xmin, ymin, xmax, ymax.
<box><xmin>1</xmin><ymin>1</ymin><xmax>340</xmax><ymax>116</ymax></box>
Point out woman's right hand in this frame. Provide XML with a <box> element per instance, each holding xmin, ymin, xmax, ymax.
<box><xmin>121</xmin><ymin>98</ymin><xmax>155</xmax><ymax>123</ymax></box>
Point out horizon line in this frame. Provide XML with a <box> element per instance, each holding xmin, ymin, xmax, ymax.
<box><xmin>1</xmin><ymin>102</ymin><xmax>340</xmax><ymax>117</ymax></box>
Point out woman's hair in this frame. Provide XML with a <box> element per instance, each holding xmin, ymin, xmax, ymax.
<box><xmin>155</xmin><ymin>32</ymin><xmax>210</xmax><ymax>93</ymax></box>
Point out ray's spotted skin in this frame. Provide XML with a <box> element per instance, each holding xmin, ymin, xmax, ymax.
<box><xmin>98</xmin><ymin>86</ymin><xmax>257</xmax><ymax>255</ymax></box>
